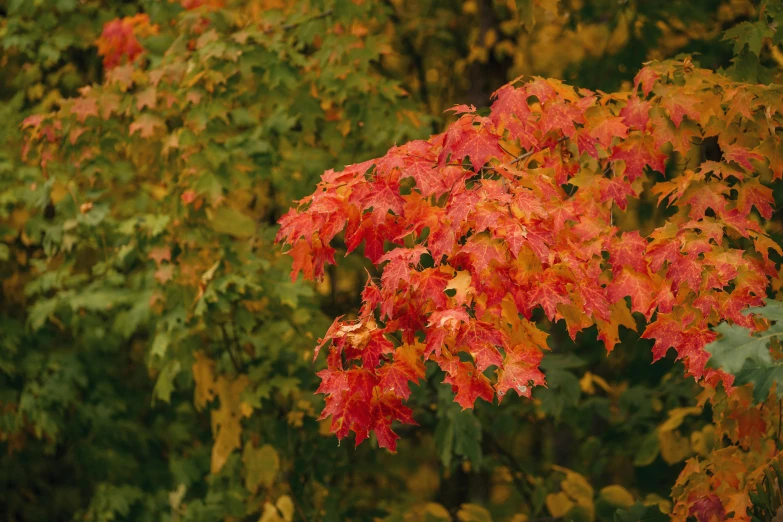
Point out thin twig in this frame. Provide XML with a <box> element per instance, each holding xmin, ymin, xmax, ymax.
<box><xmin>285</xmin><ymin>481</ymin><xmax>311</xmax><ymax>522</ymax></box>
<box><xmin>220</xmin><ymin>323</ymin><xmax>242</xmax><ymax>374</ymax></box>
<box><xmin>483</xmin><ymin>430</ymin><xmax>536</xmax><ymax>510</ymax></box>
<box><xmin>511</xmin><ymin>136</ymin><xmax>569</xmax><ymax>165</ymax></box>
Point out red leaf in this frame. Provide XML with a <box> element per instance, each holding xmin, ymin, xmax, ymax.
<box><xmin>442</xmin><ymin>360</ymin><xmax>495</xmax><ymax>409</ymax></box>
<box><xmin>611</xmin><ymin>135</ymin><xmax>666</xmax><ymax>181</ymax></box>
<box><xmin>633</xmin><ymin>66</ymin><xmax>660</xmax><ymax>96</ymax></box>
<box><xmin>607</xmin><ymin>268</ymin><xmax>657</xmax><ymax>317</ymax></box>
<box><xmin>457</xmin><ymin>235</ymin><xmax>507</xmax><ymax>275</ymax></box>
<box><xmin>378</xmin><ymin>344</ymin><xmax>425</xmax><ymax>399</ymax></box>
<box><xmin>440</xmin><ymin>118</ymin><xmax>505</xmax><ymax>172</ymax></box>
<box><xmin>496</xmin><ymin>346</ymin><xmax>545</xmax><ymax>401</ymax></box>
<box><xmin>587</xmin><ymin>115</ymin><xmax>628</xmax><ymax>148</ymax></box>
<box><xmin>723</xmin><ymin>144</ymin><xmax>764</xmax><ymax>172</ymax></box>
<box><xmin>620</xmin><ymin>97</ymin><xmax>650</xmax><ymax>130</ymax></box>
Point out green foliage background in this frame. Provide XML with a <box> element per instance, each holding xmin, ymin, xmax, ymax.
<box><xmin>1</xmin><ymin>1</ymin><xmax>782</xmax><ymax>521</ymax></box>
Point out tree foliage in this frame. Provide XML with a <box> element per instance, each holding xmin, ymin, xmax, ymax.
<box><xmin>277</xmin><ymin>5</ymin><xmax>783</xmax><ymax>522</ymax></box>
<box><xmin>4</xmin><ymin>1</ymin><xmax>783</xmax><ymax>522</ymax></box>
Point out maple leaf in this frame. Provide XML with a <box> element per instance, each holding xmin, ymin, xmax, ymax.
<box><xmin>135</xmin><ymin>86</ymin><xmax>157</xmax><ymax>111</ymax></box>
<box><xmin>490</xmin><ymin>83</ymin><xmax>531</xmax><ymax>127</ymax></box>
<box><xmin>619</xmin><ymin>97</ymin><xmax>651</xmax><ymax>130</ymax></box>
<box><xmin>610</xmin><ymin>135</ymin><xmax>666</xmax><ymax>181</ymax></box>
<box><xmin>454</xmin><ymin>320</ymin><xmax>507</xmax><ymax>371</ymax></box>
<box><xmin>736</xmin><ymin>179</ymin><xmax>774</xmax><ymax>219</ymax></box>
<box><xmin>378</xmin><ymin>246</ymin><xmax>427</xmax><ymax>292</ymax></box>
<box><xmin>96</xmin><ymin>15</ymin><xmax>156</xmax><ymax>69</ymax></box>
<box><xmin>457</xmin><ymin>234</ymin><xmax>507</xmax><ymax>275</ymax></box>
<box><xmin>148</xmin><ymin>246</ymin><xmax>172</xmax><ymax>266</ymax></box>
<box><xmin>129</xmin><ymin>114</ymin><xmax>165</xmax><ymax>138</ymax></box>
<box><xmin>345</xmin><ymin>212</ymin><xmax>404</xmax><ymax>263</ymax></box>
<box><xmin>392</xmin><ymin>141</ymin><xmax>453</xmax><ymax>197</ymax></box>
<box><xmin>540</xmin><ymin>99</ymin><xmax>584</xmax><ymax>138</ymax></box>
<box><xmin>609</xmin><ymin>232</ymin><xmax>649</xmax><ymax>275</ymax></box>
<box><xmin>378</xmin><ymin>344</ymin><xmax>425</xmax><ymax>399</ymax></box>
<box><xmin>514</xmin><ymin>269</ymin><xmax>572</xmax><ymax>320</ymax></box>
<box><xmin>522</xmin><ymin>77</ymin><xmax>556</xmax><ymax>104</ymax></box>
<box><xmin>689</xmin><ymin>495</ymin><xmax>725</xmax><ymax>522</ymax></box>
<box><xmin>439</xmin><ymin>117</ymin><xmax>505</xmax><ymax>172</ymax></box>
<box><xmin>496</xmin><ymin>346</ymin><xmax>545</xmax><ymax>401</ymax></box>
<box><xmin>680</xmin><ymin>184</ymin><xmax>728</xmax><ymax>220</ymax></box>
<box><xmin>633</xmin><ymin>66</ymin><xmax>660</xmax><ymax>96</ymax></box>
<box><xmin>607</xmin><ymin>268</ymin><xmax>657</xmax><ymax>317</ymax></box>
<box><xmin>356</xmin><ymin>328</ymin><xmax>395</xmax><ymax>369</ymax></box>
<box><xmin>586</xmin><ymin>115</ymin><xmax>628</xmax><ymax>148</ymax></box>
<box><xmin>667</xmin><ymin>251</ymin><xmax>704</xmax><ymax>293</ymax></box>
<box><xmin>599</xmin><ymin>177</ymin><xmax>637</xmax><ymax>210</ymax></box>
<box><xmin>659</xmin><ymin>90</ymin><xmax>700</xmax><ymax>128</ymax></box>
<box><xmin>447</xmin><ymin>104</ymin><xmax>476</xmax><ymax>114</ymax></box>
<box><xmin>372</xmin><ymin>393</ymin><xmax>417</xmax><ymax>451</ymax></box>
<box><xmin>288</xmin><ymin>239</ymin><xmax>335</xmax><ymax>282</ymax></box>
<box><xmin>723</xmin><ymin>144</ymin><xmax>764</xmax><ymax>172</ymax></box>
<box><xmin>596</xmin><ymin>302</ymin><xmax>636</xmax><ymax>352</ymax></box>
<box><xmin>443</xmin><ymin>360</ymin><xmax>495</xmax><ymax>410</ymax></box>
<box><xmin>754</xmin><ymin>136</ymin><xmax>783</xmax><ymax>179</ymax></box>
<box><xmin>354</xmin><ymin>176</ymin><xmax>406</xmax><ymax>224</ymax></box>
<box><xmin>71</xmin><ymin>96</ymin><xmax>99</xmax><ymax>123</ymax></box>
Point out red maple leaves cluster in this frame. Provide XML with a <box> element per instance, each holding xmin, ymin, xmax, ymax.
<box><xmin>277</xmin><ymin>60</ymin><xmax>781</xmax><ymax>451</ymax></box>
<box><xmin>96</xmin><ymin>0</ymin><xmax>224</xmax><ymax>70</ymax></box>
<box><xmin>95</xmin><ymin>14</ymin><xmax>158</xmax><ymax>70</ymax></box>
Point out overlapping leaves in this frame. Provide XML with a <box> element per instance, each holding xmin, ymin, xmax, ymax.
<box><xmin>278</xmin><ymin>59</ymin><xmax>783</xmax><ymax>451</ymax></box>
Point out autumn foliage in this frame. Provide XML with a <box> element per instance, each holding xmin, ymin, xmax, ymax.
<box><xmin>7</xmin><ymin>1</ymin><xmax>783</xmax><ymax>521</ymax></box>
<box><xmin>278</xmin><ymin>59</ymin><xmax>783</xmax><ymax>519</ymax></box>
<box><xmin>95</xmin><ymin>14</ymin><xmax>157</xmax><ymax>70</ymax></box>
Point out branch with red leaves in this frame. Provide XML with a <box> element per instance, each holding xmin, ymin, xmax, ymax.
<box><xmin>276</xmin><ymin>60</ymin><xmax>782</xmax><ymax>455</ymax></box>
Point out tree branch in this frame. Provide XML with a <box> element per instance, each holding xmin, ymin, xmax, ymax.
<box><xmin>511</xmin><ymin>135</ymin><xmax>569</xmax><ymax>165</ymax></box>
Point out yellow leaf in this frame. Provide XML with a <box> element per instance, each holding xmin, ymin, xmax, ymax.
<box><xmin>580</xmin><ymin>371</ymin><xmax>612</xmax><ymax>395</ymax></box>
<box><xmin>275</xmin><ymin>495</ymin><xmax>294</xmax><ymax>522</ymax></box>
<box><xmin>579</xmin><ymin>372</ymin><xmax>613</xmax><ymax>395</ymax></box>
<box><xmin>551</xmin><ymin>465</ymin><xmax>594</xmax><ymax>520</ymax></box>
<box><xmin>243</xmin><ymin>443</ymin><xmax>280</xmax><ymax>493</ymax></box>
<box><xmin>690</xmin><ymin>424</ymin><xmax>715</xmax><ymax>457</ymax></box>
<box><xmin>599</xmin><ymin>485</ymin><xmax>635</xmax><ymax>508</ymax></box>
<box><xmin>658</xmin><ymin>428</ymin><xmax>692</xmax><ymax>465</ymax></box>
<box><xmin>659</xmin><ymin>407</ymin><xmax>702</xmax><ymax>432</ymax></box>
<box><xmin>406</xmin><ymin>502</ymin><xmax>451</xmax><ymax>521</ymax></box>
<box><xmin>210</xmin><ymin>374</ymin><xmax>251</xmax><ymax>473</ymax></box>
<box><xmin>546</xmin><ymin>492</ymin><xmax>575</xmax><ymax>518</ymax></box>
<box><xmin>657</xmin><ymin>406</ymin><xmax>701</xmax><ymax>464</ymax></box>
<box><xmin>192</xmin><ymin>351</ymin><xmax>216</xmax><ymax>410</ymax></box>
<box><xmin>446</xmin><ymin>270</ymin><xmax>475</xmax><ymax>305</ymax></box>
<box><xmin>457</xmin><ymin>504</ymin><xmax>492</xmax><ymax>522</ymax></box>
<box><xmin>258</xmin><ymin>502</ymin><xmax>284</xmax><ymax>522</ymax></box>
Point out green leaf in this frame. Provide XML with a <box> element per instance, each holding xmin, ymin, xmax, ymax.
<box><xmin>516</xmin><ymin>0</ymin><xmax>535</xmax><ymax>31</ymax></box>
<box><xmin>243</xmin><ymin>443</ymin><xmax>279</xmax><ymax>493</ymax></box>
<box><xmin>634</xmin><ymin>430</ymin><xmax>660</xmax><ymax>467</ymax></box>
<box><xmin>210</xmin><ymin>206</ymin><xmax>257</xmax><ymax>238</ymax></box>
<box><xmin>152</xmin><ymin>360</ymin><xmax>181</xmax><ymax>403</ymax></box>
<box><xmin>734</xmin><ymin>359</ymin><xmax>783</xmax><ymax>403</ymax></box>
<box><xmin>705</xmin><ymin>322</ymin><xmax>774</xmax><ymax>374</ymax></box>
<box><xmin>722</xmin><ymin>21</ymin><xmax>773</xmax><ymax>56</ymax></box>
<box><xmin>151</xmin><ymin>331</ymin><xmax>171</xmax><ymax>359</ymax></box>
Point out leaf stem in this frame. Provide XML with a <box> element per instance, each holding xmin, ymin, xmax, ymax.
<box><xmin>511</xmin><ymin>136</ymin><xmax>568</xmax><ymax>166</ymax></box>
